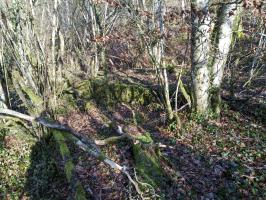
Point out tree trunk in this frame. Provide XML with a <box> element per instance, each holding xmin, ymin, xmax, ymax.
<box><xmin>0</xmin><ymin>81</ymin><xmax>7</xmax><ymax>109</ymax></box>
<box><xmin>191</xmin><ymin>0</ymin><xmax>211</xmax><ymax>115</ymax></box>
<box><xmin>210</xmin><ymin>2</ymin><xmax>240</xmax><ymax>115</ymax></box>
<box><xmin>157</xmin><ymin>0</ymin><xmax>174</xmax><ymax>121</ymax></box>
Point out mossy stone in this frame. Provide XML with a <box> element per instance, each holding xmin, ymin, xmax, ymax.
<box><xmin>74</xmin><ymin>79</ymin><xmax>154</xmax><ymax>106</ymax></box>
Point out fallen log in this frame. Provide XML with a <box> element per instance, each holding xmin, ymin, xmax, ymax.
<box><xmin>0</xmin><ymin>108</ymin><xmax>143</xmax><ymax>199</ymax></box>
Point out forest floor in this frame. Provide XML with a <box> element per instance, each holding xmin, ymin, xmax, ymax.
<box><xmin>0</xmin><ymin>67</ymin><xmax>265</xmax><ymax>199</ymax></box>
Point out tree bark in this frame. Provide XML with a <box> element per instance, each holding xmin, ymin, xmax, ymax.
<box><xmin>210</xmin><ymin>2</ymin><xmax>240</xmax><ymax>115</ymax></box>
<box><xmin>0</xmin><ymin>81</ymin><xmax>7</xmax><ymax>109</ymax></box>
<box><xmin>191</xmin><ymin>0</ymin><xmax>211</xmax><ymax>115</ymax></box>
<box><xmin>157</xmin><ymin>0</ymin><xmax>174</xmax><ymax>121</ymax></box>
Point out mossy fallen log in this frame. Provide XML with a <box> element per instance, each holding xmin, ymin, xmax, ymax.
<box><xmin>53</xmin><ymin>130</ymin><xmax>87</xmax><ymax>200</ymax></box>
<box><xmin>133</xmin><ymin>133</ymin><xmax>167</xmax><ymax>189</ymax></box>
<box><xmin>96</xmin><ymin>126</ymin><xmax>168</xmax><ymax>190</ymax></box>
<box><xmin>95</xmin><ymin>126</ymin><xmax>168</xmax><ymax>191</ymax></box>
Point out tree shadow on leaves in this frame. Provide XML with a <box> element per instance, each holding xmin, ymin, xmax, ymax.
<box><xmin>23</xmin><ymin>136</ymin><xmax>69</xmax><ymax>199</ymax></box>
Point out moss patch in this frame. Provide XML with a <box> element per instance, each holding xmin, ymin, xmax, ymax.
<box><xmin>133</xmin><ymin>133</ymin><xmax>166</xmax><ymax>188</ymax></box>
<box><xmin>75</xmin><ymin>182</ymin><xmax>87</xmax><ymax>200</ymax></box>
<box><xmin>53</xmin><ymin>131</ymin><xmax>87</xmax><ymax>198</ymax></box>
<box><xmin>136</xmin><ymin>132</ymin><xmax>153</xmax><ymax>144</ymax></box>
<box><xmin>53</xmin><ymin>131</ymin><xmax>71</xmax><ymax>160</ymax></box>
<box><xmin>65</xmin><ymin>160</ymin><xmax>75</xmax><ymax>181</ymax></box>
<box><xmin>74</xmin><ymin>79</ymin><xmax>154</xmax><ymax>107</ymax></box>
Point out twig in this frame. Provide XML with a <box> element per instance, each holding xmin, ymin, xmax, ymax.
<box><xmin>176</xmin><ymin>102</ymin><xmax>189</xmax><ymax>112</ymax></box>
<box><xmin>133</xmin><ymin>169</ymin><xmax>159</xmax><ymax>199</ymax></box>
<box><xmin>95</xmin><ymin>135</ymin><xmax>128</xmax><ymax>145</ymax></box>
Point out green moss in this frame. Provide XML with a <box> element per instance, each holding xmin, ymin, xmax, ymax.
<box><xmin>233</xmin><ymin>8</ymin><xmax>244</xmax><ymax>40</ymax></box>
<box><xmin>133</xmin><ymin>143</ymin><xmax>165</xmax><ymax>187</ymax></box>
<box><xmin>75</xmin><ymin>80</ymin><xmax>93</xmax><ymax>98</ymax></box>
<box><xmin>22</xmin><ymin>86</ymin><xmax>42</xmax><ymax>105</ymax></box>
<box><xmin>59</xmin><ymin>141</ymin><xmax>70</xmax><ymax>159</ymax></box>
<box><xmin>97</xmin><ymin>152</ymin><xmax>106</xmax><ymax>161</ymax></box>
<box><xmin>53</xmin><ymin>131</ymin><xmax>87</xmax><ymax>198</ymax></box>
<box><xmin>85</xmin><ymin>101</ymin><xmax>93</xmax><ymax>110</ymax></box>
<box><xmin>65</xmin><ymin>160</ymin><xmax>74</xmax><ymax>181</ymax></box>
<box><xmin>133</xmin><ymin>133</ymin><xmax>166</xmax><ymax>188</ymax></box>
<box><xmin>209</xmin><ymin>86</ymin><xmax>221</xmax><ymax>116</ymax></box>
<box><xmin>27</xmin><ymin>52</ymin><xmax>38</xmax><ymax>67</ymax></box>
<box><xmin>53</xmin><ymin>131</ymin><xmax>73</xmax><ymax>181</ymax></box>
<box><xmin>136</xmin><ymin>132</ymin><xmax>153</xmax><ymax>144</ymax></box>
<box><xmin>74</xmin><ymin>79</ymin><xmax>154</xmax><ymax>107</ymax></box>
<box><xmin>53</xmin><ymin>130</ymin><xmax>65</xmax><ymax>141</ymax></box>
<box><xmin>120</xmin><ymin>87</ymin><xmax>132</xmax><ymax>102</ymax></box>
<box><xmin>53</xmin><ymin>131</ymin><xmax>71</xmax><ymax>159</ymax></box>
<box><xmin>20</xmin><ymin>86</ymin><xmax>44</xmax><ymax>115</ymax></box>
<box><xmin>56</xmin><ymin>94</ymin><xmax>77</xmax><ymax>115</ymax></box>
<box><xmin>75</xmin><ymin>182</ymin><xmax>87</xmax><ymax>200</ymax></box>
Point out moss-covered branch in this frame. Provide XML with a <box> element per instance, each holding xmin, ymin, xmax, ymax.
<box><xmin>53</xmin><ymin>130</ymin><xmax>87</xmax><ymax>200</ymax></box>
<box><xmin>179</xmin><ymin>79</ymin><xmax>191</xmax><ymax>108</ymax></box>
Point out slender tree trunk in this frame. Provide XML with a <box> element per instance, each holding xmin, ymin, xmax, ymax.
<box><xmin>51</xmin><ymin>0</ymin><xmax>59</xmax><ymax>105</ymax></box>
<box><xmin>0</xmin><ymin>36</ymin><xmax>8</xmax><ymax>109</ymax></box>
<box><xmin>191</xmin><ymin>0</ymin><xmax>211</xmax><ymax>115</ymax></box>
<box><xmin>244</xmin><ymin>28</ymin><xmax>265</xmax><ymax>87</ymax></box>
<box><xmin>163</xmin><ymin>64</ymin><xmax>174</xmax><ymax>121</ymax></box>
<box><xmin>181</xmin><ymin>0</ymin><xmax>186</xmax><ymax>19</ymax></box>
<box><xmin>88</xmin><ymin>0</ymin><xmax>99</xmax><ymax>77</ymax></box>
<box><xmin>210</xmin><ymin>2</ymin><xmax>240</xmax><ymax>115</ymax></box>
<box><xmin>157</xmin><ymin>0</ymin><xmax>174</xmax><ymax>121</ymax></box>
<box><xmin>0</xmin><ymin>81</ymin><xmax>7</xmax><ymax>109</ymax></box>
